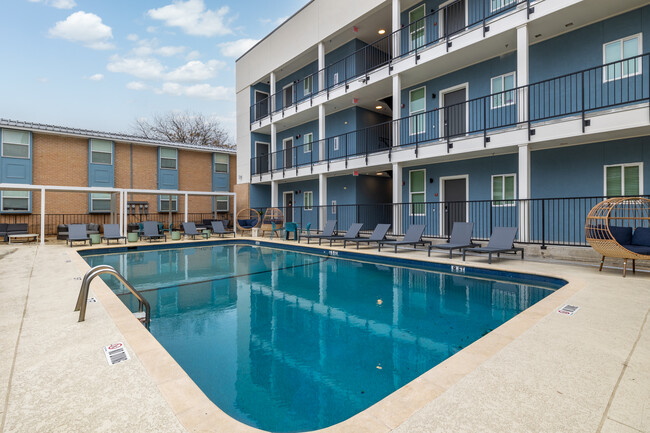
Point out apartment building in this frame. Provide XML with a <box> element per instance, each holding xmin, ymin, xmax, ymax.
<box><xmin>236</xmin><ymin>0</ymin><xmax>650</xmax><ymax>243</ymax></box>
<box><xmin>0</xmin><ymin>119</ymin><xmax>236</xmax><ymax>231</ymax></box>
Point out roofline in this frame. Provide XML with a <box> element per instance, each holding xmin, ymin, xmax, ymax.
<box><xmin>236</xmin><ymin>0</ymin><xmax>316</xmax><ymax>62</ymax></box>
<box><xmin>0</xmin><ymin>118</ymin><xmax>237</xmax><ymax>154</ymax></box>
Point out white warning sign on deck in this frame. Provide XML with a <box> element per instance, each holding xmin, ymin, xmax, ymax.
<box><xmin>557</xmin><ymin>305</ymin><xmax>579</xmax><ymax>316</ymax></box>
<box><xmin>103</xmin><ymin>342</ymin><xmax>130</xmax><ymax>365</ymax></box>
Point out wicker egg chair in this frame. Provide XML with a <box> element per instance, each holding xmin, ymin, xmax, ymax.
<box><xmin>236</xmin><ymin>209</ymin><xmax>261</xmax><ymax>235</ymax></box>
<box><xmin>585</xmin><ymin>197</ymin><xmax>650</xmax><ymax>277</ymax></box>
<box><xmin>260</xmin><ymin>207</ymin><xmax>284</xmax><ymax>236</ymax></box>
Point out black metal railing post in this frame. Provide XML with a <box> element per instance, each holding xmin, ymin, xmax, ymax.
<box><xmin>541</xmin><ymin>199</ymin><xmax>546</xmax><ymax>249</ymax></box>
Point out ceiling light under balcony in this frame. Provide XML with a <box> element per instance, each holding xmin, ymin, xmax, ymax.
<box><xmin>375</xmin><ymin>105</ymin><xmax>383</xmax><ymax>109</ymax></box>
<box><xmin>378</xmin><ymin>29</ymin><xmax>386</xmax><ymax>35</ymax></box>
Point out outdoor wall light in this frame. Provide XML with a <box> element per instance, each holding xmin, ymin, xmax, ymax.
<box><xmin>296</xmin><ymin>134</ymin><xmax>301</xmax><ymax>139</ymax></box>
<box><xmin>378</xmin><ymin>29</ymin><xmax>386</xmax><ymax>35</ymax></box>
<box><xmin>431</xmin><ymin>93</ymin><xmax>436</xmax><ymax>99</ymax></box>
<box><xmin>430</xmin><ymin>178</ymin><xmax>434</xmax><ymax>183</ymax></box>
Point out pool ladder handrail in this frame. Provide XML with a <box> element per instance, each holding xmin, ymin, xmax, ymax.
<box><xmin>74</xmin><ymin>265</ymin><xmax>151</xmax><ymax>329</ymax></box>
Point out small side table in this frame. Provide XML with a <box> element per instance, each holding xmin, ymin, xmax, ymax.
<box><xmin>171</xmin><ymin>231</ymin><xmax>181</xmax><ymax>240</ymax></box>
<box><xmin>251</xmin><ymin>228</ymin><xmax>260</xmax><ymax>237</ymax></box>
<box><xmin>202</xmin><ymin>229</ymin><xmax>211</xmax><ymax>239</ymax></box>
<box><xmin>127</xmin><ymin>232</ymin><xmax>139</xmax><ymax>243</ymax></box>
<box><xmin>90</xmin><ymin>233</ymin><xmax>102</xmax><ymax>245</ymax></box>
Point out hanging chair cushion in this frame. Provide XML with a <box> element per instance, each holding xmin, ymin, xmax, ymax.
<box><xmin>609</xmin><ymin>225</ymin><xmax>633</xmax><ymax>245</ymax></box>
<box><xmin>623</xmin><ymin>244</ymin><xmax>650</xmax><ymax>255</ymax></box>
<box><xmin>631</xmin><ymin>227</ymin><xmax>650</xmax><ymax>246</ymax></box>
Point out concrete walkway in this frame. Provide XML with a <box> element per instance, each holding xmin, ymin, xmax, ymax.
<box><xmin>0</xmin><ymin>240</ymin><xmax>648</xmax><ymax>433</ymax></box>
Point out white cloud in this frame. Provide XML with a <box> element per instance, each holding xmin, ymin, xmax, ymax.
<box><xmin>48</xmin><ymin>11</ymin><xmax>114</xmax><ymax>50</ymax></box>
<box><xmin>259</xmin><ymin>16</ymin><xmax>288</xmax><ymax>26</ymax></box>
<box><xmin>107</xmin><ymin>55</ymin><xmax>165</xmax><ymax>80</ymax></box>
<box><xmin>29</xmin><ymin>0</ymin><xmax>77</xmax><ymax>9</ymax></box>
<box><xmin>147</xmin><ymin>0</ymin><xmax>232</xmax><ymax>37</ymax></box>
<box><xmin>88</xmin><ymin>73</ymin><xmax>104</xmax><ymax>81</ymax></box>
<box><xmin>126</xmin><ymin>34</ymin><xmax>139</xmax><ymax>41</ymax></box>
<box><xmin>156</xmin><ymin>46</ymin><xmax>186</xmax><ymax>57</ymax></box>
<box><xmin>218</xmin><ymin>38</ymin><xmax>258</xmax><ymax>58</ymax></box>
<box><xmin>157</xmin><ymin>82</ymin><xmax>233</xmax><ymax>100</ymax></box>
<box><xmin>126</xmin><ymin>81</ymin><xmax>147</xmax><ymax>90</ymax></box>
<box><xmin>186</xmin><ymin>50</ymin><xmax>201</xmax><ymax>60</ymax></box>
<box><xmin>166</xmin><ymin>60</ymin><xmax>224</xmax><ymax>82</ymax></box>
<box><xmin>146</xmin><ymin>26</ymin><xmax>158</xmax><ymax>33</ymax></box>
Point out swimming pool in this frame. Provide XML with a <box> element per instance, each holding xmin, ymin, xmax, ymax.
<box><xmin>82</xmin><ymin>241</ymin><xmax>565</xmax><ymax>432</ymax></box>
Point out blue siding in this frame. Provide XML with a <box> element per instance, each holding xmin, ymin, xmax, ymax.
<box><xmin>278</xmin><ymin>180</ymin><xmax>319</xmax><ymax>228</ymax></box>
<box><xmin>275</xmin><ymin>61</ymin><xmax>319</xmax><ymax>111</ymax></box>
<box><xmin>0</xmin><ymin>129</ymin><xmax>32</xmax><ymax>213</ymax></box>
<box><xmin>275</xmin><ymin>120</ymin><xmax>319</xmax><ymax>169</ymax></box>
<box><xmin>158</xmin><ymin>147</ymin><xmax>179</xmax><ymax>212</ymax></box>
<box><xmin>323</xmin><ymin>107</ymin><xmax>390</xmax><ymax>159</ymax></box>
<box><xmin>250</xmin><ymin>82</ymin><xmax>271</xmax><ymax>106</ymax></box>
<box><xmin>250</xmin><ymin>184</ymin><xmax>271</xmax><ymax>209</ymax></box>
<box><xmin>88</xmin><ymin>139</ymin><xmax>115</xmax><ymax>188</ymax></box>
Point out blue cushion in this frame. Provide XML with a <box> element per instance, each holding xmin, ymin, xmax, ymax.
<box><xmin>631</xmin><ymin>227</ymin><xmax>650</xmax><ymax>247</ymax></box>
<box><xmin>623</xmin><ymin>244</ymin><xmax>650</xmax><ymax>255</ymax></box>
<box><xmin>609</xmin><ymin>226</ymin><xmax>633</xmax><ymax>245</ymax></box>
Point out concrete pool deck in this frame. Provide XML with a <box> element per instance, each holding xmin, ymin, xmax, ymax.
<box><xmin>0</xmin><ymin>238</ymin><xmax>648</xmax><ymax>433</ymax></box>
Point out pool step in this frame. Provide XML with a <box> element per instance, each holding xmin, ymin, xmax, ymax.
<box><xmin>134</xmin><ymin>311</ymin><xmax>147</xmax><ymax>324</ymax></box>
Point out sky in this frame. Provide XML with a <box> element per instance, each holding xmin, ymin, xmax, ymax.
<box><xmin>0</xmin><ymin>0</ymin><xmax>309</xmax><ymax>142</ymax></box>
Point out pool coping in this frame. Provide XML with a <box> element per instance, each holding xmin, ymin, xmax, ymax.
<box><xmin>70</xmin><ymin>237</ymin><xmax>585</xmax><ymax>433</ymax></box>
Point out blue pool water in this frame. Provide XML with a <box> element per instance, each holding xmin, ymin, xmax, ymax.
<box><xmin>83</xmin><ymin>242</ymin><xmax>563</xmax><ymax>432</ymax></box>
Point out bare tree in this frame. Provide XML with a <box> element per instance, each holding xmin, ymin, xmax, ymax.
<box><xmin>133</xmin><ymin>112</ymin><xmax>234</xmax><ymax>149</ymax></box>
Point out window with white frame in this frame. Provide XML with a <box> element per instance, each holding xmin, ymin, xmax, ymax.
<box><xmin>160</xmin><ymin>148</ymin><xmax>178</xmax><ymax>170</ymax></box>
<box><xmin>160</xmin><ymin>195</ymin><xmax>178</xmax><ymax>212</ymax></box>
<box><xmin>409</xmin><ymin>87</ymin><xmax>426</xmax><ymax>135</ymax></box>
<box><xmin>490</xmin><ymin>0</ymin><xmax>516</xmax><ymax>12</ymax></box>
<box><xmin>492</xmin><ymin>174</ymin><xmax>516</xmax><ymax>206</ymax></box>
<box><xmin>90</xmin><ymin>193</ymin><xmax>112</xmax><ymax>212</ymax></box>
<box><xmin>333</xmin><ymin>136</ymin><xmax>340</xmax><ymax>151</ymax></box>
<box><xmin>214</xmin><ymin>153</ymin><xmax>229</xmax><ymax>173</ymax></box>
<box><xmin>216</xmin><ymin>195</ymin><xmax>229</xmax><ymax>211</ymax></box>
<box><xmin>90</xmin><ymin>139</ymin><xmax>112</xmax><ymax>165</ymax></box>
<box><xmin>1</xmin><ymin>191</ymin><xmax>29</xmax><ymax>212</ymax></box>
<box><xmin>603</xmin><ymin>34</ymin><xmax>642</xmax><ymax>82</ymax></box>
<box><xmin>2</xmin><ymin>129</ymin><xmax>30</xmax><ymax>159</ymax></box>
<box><xmin>304</xmin><ymin>133</ymin><xmax>313</xmax><ymax>153</ymax></box>
<box><xmin>304</xmin><ymin>75</ymin><xmax>313</xmax><ymax>96</ymax></box>
<box><xmin>409</xmin><ymin>5</ymin><xmax>425</xmax><ymax>51</ymax></box>
<box><xmin>331</xmin><ymin>200</ymin><xmax>337</xmax><ymax>214</ymax></box>
<box><xmin>491</xmin><ymin>72</ymin><xmax>516</xmax><ymax>109</ymax></box>
<box><xmin>409</xmin><ymin>169</ymin><xmax>426</xmax><ymax>215</ymax></box>
<box><xmin>605</xmin><ymin>163</ymin><xmax>642</xmax><ymax>196</ymax></box>
<box><xmin>304</xmin><ymin>191</ymin><xmax>313</xmax><ymax>210</ymax></box>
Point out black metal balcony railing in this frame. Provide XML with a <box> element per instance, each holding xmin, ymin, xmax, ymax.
<box><xmin>256</xmin><ymin>195</ymin><xmax>648</xmax><ymax>249</ymax></box>
<box><xmin>251</xmin><ymin>54</ymin><xmax>650</xmax><ymax>177</ymax></box>
<box><xmin>250</xmin><ymin>0</ymin><xmax>533</xmax><ymax>123</ymax></box>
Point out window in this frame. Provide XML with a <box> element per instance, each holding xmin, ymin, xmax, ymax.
<box><xmin>333</xmin><ymin>136</ymin><xmax>340</xmax><ymax>151</ymax></box>
<box><xmin>2</xmin><ymin>129</ymin><xmax>30</xmax><ymax>159</ymax></box>
<box><xmin>409</xmin><ymin>5</ymin><xmax>425</xmax><ymax>51</ymax></box>
<box><xmin>491</xmin><ymin>72</ymin><xmax>516</xmax><ymax>109</ymax></box>
<box><xmin>1</xmin><ymin>191</ymin><xmax>29</xmax><ymax>212</ymax></box>
<box><xmin>214</xmin><ymin>153</ymin><xmax>229</xmax><ymax>173</ymax></box>
<box><xmin>304</xmin><ymin>75</ymin><xmax>313</xmax><ymax>96</ymax></box>
<box><xmin>90</xmin><ymin>139</ymin><xmax>112</xmax><ymax>164</ymax></box>
<box><xmin>331</xmin><ymin>200</ymin><xmax>337</xmax><ymax>214</ymax></box>
<box><xmin>409</xmin><ymin>169</ymin><xmax>426</xmax><ymax>215</ymax></box>
<box><xmin>304</xmin><ymin>133</ymin><xmax>313</xmax><ymax>153</ymax></box>
<box><xmin>160</xmin><ymin>148</ymin><xmax>177</xmax><ymax>170</ymax></box>
<box><xmin>333</xmin><ymin>72</ymin><xmax>339</xmax><ymax>86</ymax></box>
<box><xmin>216</xmin><ymin>196</ymin><xmax>229</xmax><ymax>212</ymax></box>
<box><xmin>409</xmin><ymin>87</ymin><xmax>426</xmax><ymax>135</ymax></box>
<box><xmin>603</xmin><ymin>34</ymin><xmax>642</xmax><ymax>81</ymax></box>
<box><xmin>605</xmin><ymin>163</ymin><xmax>642</xmax><ymax>196</ymax></box>
<box><xmin>490</xmin><ymin>0</ymin><xmax>515</xmax><ymax>12</ymax></box>
<box><xmin>160</xmin><ymin>195</ymin><xmax>178</xmax><ymax>212</ymax></box>
<box><xmin>90</xmin><ymin>193</ymin><xmax>112</xmax><ymax>212</ymax></box>
<box><xmin>492</xmin><ymin>174</ymin><xmax>516</xmax><ymax>206</ymax></box>
<box><xmin>304</xmin><ymin>191</ymin><xmax>313</xmax><ymax>210</ymax></box>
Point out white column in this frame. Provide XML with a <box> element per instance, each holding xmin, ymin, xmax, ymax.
<box><xmin>271</xmin><ymin>181</ymin><xmax>278</xmax><ymax>208</ymax></box>
<box><xmin>271</xmin><ymin>123</ymin><xmax>277</xmax><ymax>170</ymax></box>
<box><xmin>518</xmin><ymin>144</ymin><xmax>530</xmax><ymax>242</ymax></box>
<box><xmin>184</xmin><ymin>193</ymin><xmax>189</xmax><ymax>223</ymax></box>
<box><xmin>392</xmin><ymin>162</ymin><xmax>402</xmax><ymax>235</ymax></box>
<box><xmin>233</xmin><ymin>194</ymin><xmax>238</xmax><ymax>237</ymax></box>
<box><xmin>319</xmin><ymin>104</ymin><xmax>326</xmax><ymax>160</ymax></box>
<box><xmin>517</xmin><ymin>24</ymin><xmax>529</xmax><ymax>122</ymax></box>
<box><xmin>318</xmin><ymin>42</ymin><xmax>325</xmax><ymax>92</ymax></box>
<box><xmin>119</xmin><ymin>190</ymin><xmax>124</xmax><ymax>236</ymax></box>
<box><xmin>270</xmin><ymin>71</ymin><xmax>276</xmax><ymax>98</ymax></box>
<box><xmin>392</xmin><ymin>74</ymin><xmax>401</xmax><ymax>147</ymax></box>
<box><xmin>319</xmin><ymin>173</ymin><xmax>328</xmax><ymax>230</ymax></box>
<box><xmin>392</xmin><ymin>0</ymin><xmax>401</xmax><ymax>56</ymax></box>
<box><xmin>40</xmin><ymin>187</ymin><xmax>45</xmax><ymax>246</ymax></box>
<box><xmin>270</xmin><ymin>71</ymin><xmax>277</xmax><ymax>116</ymax></box>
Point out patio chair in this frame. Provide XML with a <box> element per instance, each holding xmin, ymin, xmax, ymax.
<box><xmin>270</xmin><ymin>221</ymin><xmax>284</xmax><ymax>239</ymax></box>
<box><xmin>378</xmin><ymin>224</ymin><xmax>431</xmax><ymax>253</ymax></box>
<box><xmin>342</xmin><ymin>224</ymin><xmax>391</xmax><ymax>249</ymax></box>
<box><xmin>101</xmin><ymin>224</ymin><xmax>126</xmax><ymax>245</ymax></box>
<box><xmin>300</xmin><ymin>220</ymin><xmax>337</xmax><ymax>244</ymax></box>
<box><xmin>428</xmin><ymin>222</ymin><xmax>479</xmax><ymax>258</ymax></box>
<box><xmin>319</xmin><ymin>223</ymin><xmax>363</xmax><ymax>246</ymax></box>
<box><xmin>182</xmin><ymin>222</ymin><xmax>201</xmax><ymax>240</ymax></box>
<box><xmin>211</xmin><ymin>220</ymin><xmax>235</xmax><ymax>238</ymax></box>
<box><xmin>67</xmin><ymin>224</ymin><xmax>91</xmax><ymax>247</ymax></box>
<box><xmin>142</xmin><ymin>221</ymin><xmax>166</xmax><ymax>242</ymax></box>
<box><xmin>462</xmin><ymin>227</ymin><xmax>524</xmax><ymax>264</ymax></box>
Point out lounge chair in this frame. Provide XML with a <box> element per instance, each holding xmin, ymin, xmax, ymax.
<box><xmin>142</xmin><ymin>221</ymin><xmax>166</xmax><ymax>242</ymax></box>
<box><xmin>300</xmin><ymin>220</ymin><xmax>337</xmax><ymax>244</ymax></box>
<box><xmin>343</xmin><ymin>224</ymin><xmax>391</xmax><ymax>249</ymax></box>
<box><xmin>378</xmin><ymin>224</ymin><xmax>431</xmax><ymax>253</ymax></box>
<box><xmin>319</xmin><ymin>223</ymin><xmax>363</xmax><ymax>246</ymax></box>
<box><xmin>462</xmin><ymin>227</ymin><xmax>524</xmax><ymax>264</ymax></box>
<box><xmin>428</xmin><ymin>222</ymin><xmax>478</xmax><ymax>258</ymax></box>
<box><xmin>182</xmin><ymin>222</ymin><xmax>201</xmax><ymax>240</ymax></box>
<box><xmin>67</xmin><ymin>224</ymin><xmax>91</xmax><ymax>247</ymax></box>
<box><xmin>211</xmin><ymin>220</ymin><xmax>235</xmax><ymax>238</ymax></box>
<box><xmin>101</xmin><ymin>224</ymin><xmax>126</xmax><ymax>245</ymax></box>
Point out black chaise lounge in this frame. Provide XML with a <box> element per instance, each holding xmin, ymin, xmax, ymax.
<box><xmin>428</xmin><ymin>222</ymin><xmax>479</xmax><ymax>258</ymax></box>
<box><xmin>342</xmin><ymin>224</ymin><xmax>391</xmax><ymax>249</ymax></box>
<box><xmin>142</xmin><ymin>221</ymin><xmax>166</xmax><ymax>242</ymax></box>
<box><xmin>378</xmin><ymin>224</ymin><xmax>431</xmax><ymax>253</ymax></box>
<box><xmin>462</xmin><ymin>227</ymin><xmax>524</xmax><ymax>264</ymax></box>
<box><xmin>67</xmin><ymin>224</ymin><xmax>91</xmax><ymax>247</ymax></box>
<box><xmin>1</xmin><ymin>223</ymin><xmax>28</xmax><ymax>242</ymax></box>
<box><xmin>102</xmin><ymin>224</ymin><xmax>126</xmax><ymax>245</ymax></box>
<box><xmin>319</xmin><ymin>223</ymin><xmax>363</xmax><ymax>246</ymax></box>
<box><xmin>300</xmin><ymin>220</ymin><xmax>337</xmax><ymax>244</ymax></box>
<box><xmin>182</xmin><ymin>222</ymin><xmax>201</xmax><ymax>240</ymax></box>
<box><xmin>211</xmin><ymin>220</ymin><xmax>235</xmax><ymax>237</ymax></box>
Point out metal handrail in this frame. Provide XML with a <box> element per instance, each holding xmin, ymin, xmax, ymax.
<box><xmin>74</xmin><ymin>265</ymin><xmax>151</xmax><ymax>329</ymax></box>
